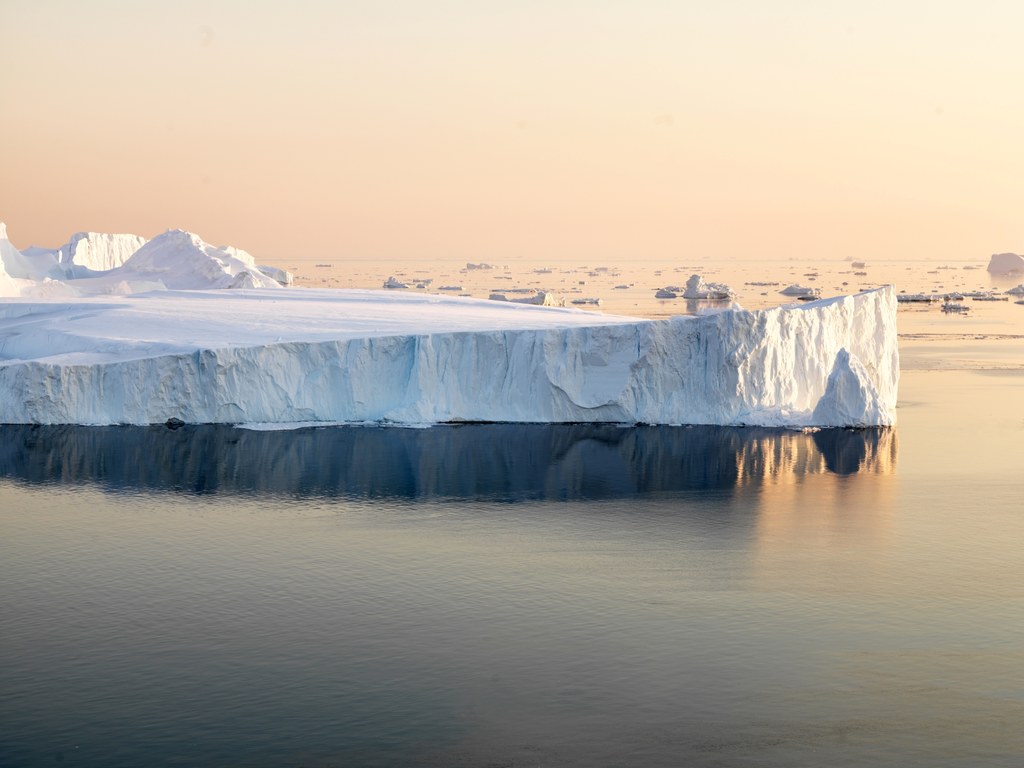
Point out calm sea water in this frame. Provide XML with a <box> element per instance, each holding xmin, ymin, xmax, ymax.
<box><xmin>2</xmin><ymin>366</ymin><xmax>1023</xmax><ymax>767</ymax></box>
<box><xmin>3</xmin><ymin>256</ymin><xmax>1024</xmax><ymax>766</ymax></box>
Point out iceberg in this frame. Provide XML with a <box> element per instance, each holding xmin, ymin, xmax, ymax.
<box><xmin>2</xmin><ymin>224</ymin><xmax>290</xmax><ymax>296</ymax></box>
<box><xmin>0</xmin><ymin>286</ymin><xmax>899</xmax><ymax>427</ymax></box>
<box><xmin>682</xmin><ymin>274</ymin><xmax>734</xmax><ymax>300</ymax></box>
<box><xmin>489</xmin><ymin>291</ymin><xmax>561</xmax><ymax>306</ymax></box>
<box><xmin>987</xmin><ymin>252</ymin><xmax>1024</xmax><ymax>274</ymax></box>
<box><xmin>780</xmin><ymin>284</ymin><xmax>822</xmax><ymax>299</ymax></box>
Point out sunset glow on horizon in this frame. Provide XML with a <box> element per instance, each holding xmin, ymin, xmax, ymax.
<box><xmin>3</xmin><ymin>0</ymin><xmax>1022</xmax><ymax>262</ymax></box>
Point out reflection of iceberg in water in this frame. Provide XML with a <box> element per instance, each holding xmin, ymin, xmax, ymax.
<box><xmin>0</xmin><ymin>424</ymin><xmax>896</xmax><ymax>501</ymax></box>
<box><xmin>734</xmin><ymin>428</ymin><xmax>898</xmax><ymax>483</ymax></box>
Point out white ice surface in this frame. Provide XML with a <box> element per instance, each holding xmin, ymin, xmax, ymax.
<box><xmin>117</xmin><ymin>230</ymin><xmax>282</xmax><ymax>290</ymax></box>
<box><xmin>2</xmin><ymin>224</ymin><xmax>291</xmax><ymax>297</ymax></box>
<box><xmin>0</xmin><ymin>286</ymin><xmax>899</xmax><ymax>427</ymax></box>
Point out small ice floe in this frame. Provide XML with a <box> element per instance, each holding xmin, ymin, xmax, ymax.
<box><xmin>683</xmin><ymin>274</ymin><xmax>734</xmax><ymax>300</ymax></box>
<box><xmin>897</xmin><ymin>293</ymin><xmax>940</xmax><ymax>303</ymax></box>
<box><xmin>571</xmin><ymin>297</ymin><xmax>602</xmax><ymax>306</ymax></box>
<box><xmin>971</xmin><ymin>295</ymin><xmax>1008</xmax><ymax>301</ymax></box>
<box><xmin>780</xmin><ymin>284</ymin><xmax>821</xmax><ymax>299</ymax></box>
<box><xmin>614</xmin><ymin>284</ymin><xmax>629</xmax><ymax>289</ymax></box>
<box><xmin>466</xmin><ymin>262</ymin><xmax>497</xmax><ymax>270</ymax></box>
<box><xmin>745</xmin><ymin>281</ymin><xmax>780</xmax><ymax>286</ymax></box>
<box><xmin>1006</xmin><ymin>284</ymin><xmax>1024</xmax><ymax>296</ymax></box>
<box><xmin>383</xmin><ymin>276</ymin><xmax>408</xmax><ymax>289</ymax></box>
<box><xmin>941</xmin><ymin>301</ymin><xmax>970</xmax><ymax>314</ymax></box>
<box><xmin>851</xmin><ymin>261</ymin><xmax>867</xmax><ymax>269</ymax></box>
<box><xmin>438</xmin><ymin>285</ymin><xmax>463</xmax><ymax>291</ymax></box>
<box><xmin>655</xmin><ymin>288</ymin><xmax>678</xmax><ymax>299</ymax></box>
<box><xmin>490</xmin><ymin>291</ymin><xmax>562</xmax><ymax>306</ymax></box>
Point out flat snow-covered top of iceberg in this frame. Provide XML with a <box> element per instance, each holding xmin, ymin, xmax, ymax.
<box><xmin>0</xmin><ymin>289</ymin><xmax>643</xmax><ymax>364</ymax></box>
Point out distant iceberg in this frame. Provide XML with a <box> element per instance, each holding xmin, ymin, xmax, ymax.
<box><xmin>988</xmin><ymin>252</ymin><xmax>1024</xmax><ymax>274</ymax></box>
<box><xmin>1</xmin><ymin>224</ymin><xmax>290</xmax><ymax>296</ymax></box>
<box><xmin>780</xmin><ymin>284</ymin><xmax>822</xmax><ymax>299</ymax></box>
<box><xmin>682</xmin><ymin>274</ymin><xmax>734</xmax><ymax>300</ymax></box>
<box><xmin>0</xmin><ymin>286</ymin><xmax>899</xmax><ymax>427</ymax></box>
<box><xmin>116</xmin><ymin>230</ymin><xmax>282</xmax><ymax>290</ymax></box>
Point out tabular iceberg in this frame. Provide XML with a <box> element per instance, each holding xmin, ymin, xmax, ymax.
<box><xmin>0</xmin><ymin>286</ymin><xmax>898</xmax><ymax>427</ymax></box>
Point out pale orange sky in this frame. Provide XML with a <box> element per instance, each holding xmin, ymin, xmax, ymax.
<box><xmin>2</xmin><ymin>1</ymin><xmax>1022</xmax><ymax>262</ymax></box>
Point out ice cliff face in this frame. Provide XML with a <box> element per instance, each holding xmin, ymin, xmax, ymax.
<box><xmin>57</xmin><ymin>232</ymin><xmax>147</xmax><ymax>274</ymax></box>
<box><xmin>0</xmin><ymin>287</ymin><xmax>899</xmax><ymax>427</ymax></box>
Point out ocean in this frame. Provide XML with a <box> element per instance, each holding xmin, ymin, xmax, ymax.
<box><xmin>2</xmin><ymin>257</ymin><xmax>1022</xmax><ymax>766</ymax></box>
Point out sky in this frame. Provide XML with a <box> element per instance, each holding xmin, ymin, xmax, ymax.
<box><xmin>2</xmin><ymin>0</ymin><xmax>1022</xmax><ymax>262</ymax></box>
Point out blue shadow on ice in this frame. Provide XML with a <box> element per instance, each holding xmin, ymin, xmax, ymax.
<box><xmin>0</xmin><ymin>423</ymin><xmax>896</xmax><ymax>500</ymax></box>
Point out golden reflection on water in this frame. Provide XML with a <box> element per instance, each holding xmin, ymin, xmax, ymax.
<box><xmin>751</xmin><ymin>429</ymin><xmax>898</xmax><ymax>597</ymax></box>
<box><xmin>735</xmin><ymin>428</ymin><xmax>897</xmax><ymax>488</ymax></box>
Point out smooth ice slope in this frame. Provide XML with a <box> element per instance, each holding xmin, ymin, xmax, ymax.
<box><xmin>0</xmin><ymin>287</ymin><xmax>899</xmax><ymax>427</ymax></box>
<box><xmin>116</xmin><ymin>229</ymin><xmax>282</xmax><ymax>290</ymax></box>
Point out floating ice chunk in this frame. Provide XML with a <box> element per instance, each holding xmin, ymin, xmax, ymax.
<box><xmin>490</xmin><ymin>291</ymin><xmax>561</xmax><ymax>306</ymax></box>
<box><xmin>1005</xmin><ymin>284</ymin><xmax>1024</xmax><ymax>296</ymax></box>
<box><xmin>811</xmin><ymin>348</ymin><xmax>894</xmax><ymax>427</ymax></box>
<box><xmin>383</xmin><ymin>276</ymin><xmax>408</xmax><ymax>289</ymax></box>
<box><xmin>683</xmin><ymin>274</ymin><xmax>734</xmax><ymax>299</ymax></box>
<box><xmin>780</xmin><ymin>284</ymin><xmax>822</xmax><ymax>299</ymax></box>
